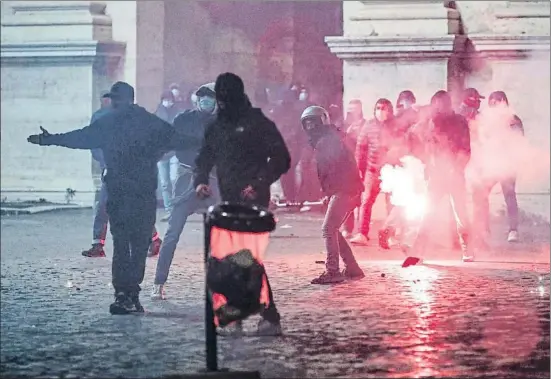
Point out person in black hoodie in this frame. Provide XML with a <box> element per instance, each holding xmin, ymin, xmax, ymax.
<box><xmin>27</xmin><ymin>81</ymin><xmax>192</xmax><ymax>315</ymax></box>
<box><xmin>409</xmin><ymin>90</ymin><xmax>474</xmax><ymax>263</ymax></box>
<box><xmin>300</xmin><ymin>106</ymin><xmax>365</xmax><ymax>285</ymax></box>
<box><xmin>193</xmin><ymin>72</ymin><xmax>290</xmax><ymax>336</ymax></box>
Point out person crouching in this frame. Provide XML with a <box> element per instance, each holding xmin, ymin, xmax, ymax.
<box><xmin>300</xmin><ymin>106</ymin><xmax>365</xmax><ymax>284</ymax></box>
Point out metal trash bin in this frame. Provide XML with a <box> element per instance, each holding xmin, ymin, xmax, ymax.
<box><xmin>203</xmin><ymin>202</ymin><xmax>276</xmax><ymax>373</ymax></box>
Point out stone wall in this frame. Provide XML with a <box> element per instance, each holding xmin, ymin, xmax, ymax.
<box><xmin>1</xmin><ymin>1</ymin><xmax>125</xmax><ymax>205</ymax></box>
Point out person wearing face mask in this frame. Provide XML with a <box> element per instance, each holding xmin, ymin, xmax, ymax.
<box><xmin>194</xmin><ymin>72</ymin><xmax>291</xmax><ymax>336</ymax></box>
<box><xmin>350</xmin><ymin>99</ymin><xmax>396</xmax><ymax>246</ymax></box>
<box><xmin>169</xmin><ymin>83</ymin><xmax>186</xmax><ymax>112</ymax></box>
<box><xmin>471</xmin><ymin>91</ymin><xmax>524</xmax><ymax>245</ymax></box>
<box><xmin>395</xmin><ymin>90</ymin><xmax>420</xmax><ymax>133</ymax></box>
<box><xmin>151</xmin><ymin>83</ymin><xmax>220</xmax><ymax>300</ymax></box>
<box><xmin>408</xmin><ymin>90</ymin><xmax>474</xmax><ymax>264</ymax></box>
<box><xmin>155</xmin><ymin>90</ymin><xmax>181</xmax><ymax>222</ymax></box>
<box><xmin>300</xmin><ymin>106</ymin><xmax>365</xmax><ymax>284</ymax></box>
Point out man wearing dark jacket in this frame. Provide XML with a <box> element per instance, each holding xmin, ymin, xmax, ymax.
<box><xmin>410</xmin><ymin>90</ymin><xmax>474</xmax><ymax>262</ymax></box>
<box><xmin>151</xmin><ymin>82</ymin><xmax>219</xmax><ymax>300</ymax></box>
<box><xmin>194</xmin><ymin>72</ymin><xmax>290</xmax><ymax>336</ymax></box>
<box><xmin>350</xmin><ymin>98</ymin><xmax>396</xmax><ymax>246</ymax></box>
<box><xmin>82</xmin><ymin>92</ymin><xmax>162</xmax><ymax>258</ymax></box>
<box><xmin>27</xmin><ymin>81</ymin><xmax>191</xmax><ymax>315</ymax></box>
<box><xmin>301</xmin><ymin>106</ymin><xmax>365</xmax><ymax>284</ymax></box>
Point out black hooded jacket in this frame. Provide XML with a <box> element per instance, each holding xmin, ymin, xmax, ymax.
<box><xmin>193</xmin><ymin>104</ymin><xmax>291</xmax><ymax>207</ymax></box>
<box><xmin>39</xmin><ymin>104</ymin><xmax>189</xmax><ymax>197</ymax></box>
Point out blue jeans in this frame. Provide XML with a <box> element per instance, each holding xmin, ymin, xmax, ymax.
<box><xmin>154</xmin><ymin>168</ymin><xmax>221</xmax><ymax>285</ymax></box>
<box><xmin>92</xmin><ymin>181</ymin><xmax>159</xmax><ymax>245</ymax></box>
<box><xmin>92</xmin><ymin>183</ymin><xmax>109</xmax><ymax>244</ymax></box>
<box><xmin>157</xmin><ymin>155</ymin><xmax>179</xmax><ymax>213</ymax></box>
<box><xmin>323</xmin><ymin>193</ymin><xmax>362</xmax><ymax>273</ymax></box>
<box><xmin>473</xmin><ymin>177</ymin><xmax>519</xmax><ymax>234</ymax></box>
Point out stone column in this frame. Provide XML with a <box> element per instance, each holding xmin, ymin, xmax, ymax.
<box><xmin>1</xmin><ymin>1</ymin><xmax>125</xmax><ymax>205</ymax></box>
<box><xmin>326</xmin><ymin>1</ymin><xmax>459</xmax><ymax>112</ymax></box>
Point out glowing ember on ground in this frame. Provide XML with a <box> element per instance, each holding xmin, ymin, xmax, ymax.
<box><xmin>380</xmin><ymin>156</ymin><xmax>428</xmax><ymax>221</ymax></box>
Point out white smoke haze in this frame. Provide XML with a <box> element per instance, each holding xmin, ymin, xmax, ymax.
<box><xmin>465</xmin><ymin>100</ymin><xmax>550</xmax><ymax>194</ymax></box>
<box><xmin>466</xmin><ymin>49</ymin><xmax>551</xmax><ymax>195</ymax></box>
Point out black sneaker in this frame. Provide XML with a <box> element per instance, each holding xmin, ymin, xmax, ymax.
<box><xmin>311</xmin><ymin>271</ymin><xmax>345</xmax><ymax>285</ymax></box>
<box><xmin>148</xmin><ymin>238</ymin><xmax>162</xmax><ymax>257</ymax></box>
<box><xmin>82</xmin><ymin>244</ymin><xmax>106</xmax><ymax>258</ymax></box>
<box><xmin>342</xmin><ymin>266</ymin><xmax>365</xmax><ymax>281</ymax></box>
<box><xmin>129</xmin><ymin>292</ymin><xmax>145</xmax><ymax>313</ymax></box>
<box><xmin>109</xmin><ymin>292</ymin><xmax>134</xmax><ymax>315</ymax></box>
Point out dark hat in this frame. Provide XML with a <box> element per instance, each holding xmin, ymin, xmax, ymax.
<box><xmin>462</xmin><ymin>87</ymin><xmax>485</xmax><ymax>100</ymax></box>
<box><xmin>100</xmin><ymin>90</ymin><xmax>110</xmax><ymax>99</ymax></box>
<box><xmin>106</xmin><ymin>81</ymin><xmax>135</xmax><ymax>101</ymax></box>
<box><xmin>488</xmin><ymin>90</ymin><xmax>509</xmax><ymax>104</ymax></box>
<box><xmin>196</xmin><ymin>82</ymin><xmax>216</xmax><ymax>98</ymax></box>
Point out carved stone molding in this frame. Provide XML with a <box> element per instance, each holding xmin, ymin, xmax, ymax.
<box><xmin>0</xmin><ymin>40</ymin><xmax>126</xmax><ymax>69</ymax></box>
<box><xmin>344</xmin><ymin>1</ymin><xmax>458</xmax><ymax>36</ymax></box>
<box><xmin>469</xmin><ymin>34</ymin><xmax>550</xmax><ymax>60</ymax></box>
<box><xmin>1</xmin><ymin>1</ymin><xmax>113</xmax><ymax>42</ymax></box>
<box><xmin>325</xmin><ymin>35</ymin><xmax>455</xmax><ymax>61</ymax></box>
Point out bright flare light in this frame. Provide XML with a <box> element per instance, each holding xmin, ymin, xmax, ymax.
<box><xmin>380</xmin><ymin>156</ymin><xmax>428</xmax><ymax>221</ymax></box>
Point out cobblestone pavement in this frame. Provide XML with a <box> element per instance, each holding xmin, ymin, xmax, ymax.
<box><xmin>1</xmin><ymin>209</ymin><xmax>549</xmax><ymax>378</ymax></box>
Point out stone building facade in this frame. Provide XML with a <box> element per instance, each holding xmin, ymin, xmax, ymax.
<box><xmin>1</xmin><ymin>1</ymin><xmax>549</xmax><ymax>218</ymax></box>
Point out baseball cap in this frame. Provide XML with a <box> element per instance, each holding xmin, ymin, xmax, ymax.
<box><xmin>463</xmin><ymin>87</ymin><xmax>485</xmax><ymax>101</ymax></box>
<box><xmin>196</xmin><ymin>82</ymin><xmax>216</xmax><ymax>97</ymax></box>
<box><xmin>106</xmin><ymin>81</ymin><xmax>135</xmax><ymax>101</ymax></box>
<box><xmin>100</xmin><ymin>90</ymin><xmax>110</xmax><ymax>99</ymax></box>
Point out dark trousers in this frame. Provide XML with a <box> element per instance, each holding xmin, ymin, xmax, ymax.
<box><xmin>107</xmin><ymin>191</ymin><xmax>157</xmax><ymax>294</ymax></box>
<box><xmin>358</xmin><ymin>172</ymin><xmax>391</xmax><ymax>237</ymax></box>
<box><xmin>473</xmin><ymin>177</ymin><xmax>519</xmax><ymax>236</ymax></box>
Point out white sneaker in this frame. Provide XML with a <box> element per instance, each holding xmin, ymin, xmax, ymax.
<box><xmin>150</xmin><ymin>284</ymin><xmax>166</xmax><ymax>300</ymax></box>
<box><xmin>350</xmin><ymin>234</ymin><xmax>369</xmax><ymax>246</ymax></box>
<box><xmin>507</xmin><ymin>230</ymin><xmax>519</xmax><ymax>243</ymax></box>
<box><xmin>341</xmin><ymin>231</ymin><xmax>351</xmax><ymax>239</ymax></box>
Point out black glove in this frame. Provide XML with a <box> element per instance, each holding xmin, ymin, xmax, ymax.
<box><xmin>27</xmin><ymin>126</ymin><xmax>51</xmax><ymax>145</ymax></box>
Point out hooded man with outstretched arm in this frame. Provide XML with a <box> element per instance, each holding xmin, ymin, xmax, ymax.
<box><xmin>27</xmin><ymin>81</ymin><xmax>194</xmax><ymax>315</ymax></box>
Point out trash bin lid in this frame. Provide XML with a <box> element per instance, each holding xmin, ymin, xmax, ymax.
<box><xmin>207</xmin><ymin>202</ymin><xmax>276</xmax><ymax>233</ymax></box>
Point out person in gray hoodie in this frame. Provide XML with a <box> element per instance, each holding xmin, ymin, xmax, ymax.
<box><xmin>151</xmin><ymin>83</ymin><xmax>220</xmax><ymax>300</ymax></box>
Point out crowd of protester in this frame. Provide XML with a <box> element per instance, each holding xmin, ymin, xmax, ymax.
<box><xmin>28</xmin><ymin>73</ymin><xmax>525</xmax><ymax>319</ymax></box>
